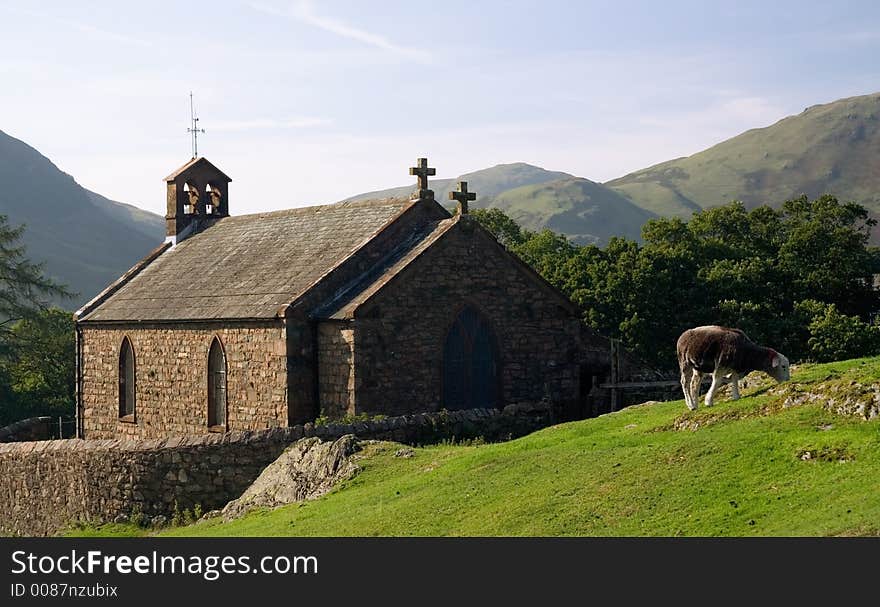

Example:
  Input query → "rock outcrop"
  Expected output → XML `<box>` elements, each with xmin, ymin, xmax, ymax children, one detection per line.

<box><xmin>221</xmin><ymin>434</ymin><xmax>361</xmax><ymax>520</ymax></box>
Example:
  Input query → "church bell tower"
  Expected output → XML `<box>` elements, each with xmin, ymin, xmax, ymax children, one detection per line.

<box><xmin>163</xmin><ymin>157</ymin><xmax>232</xmax><ymax>245</ymax></box>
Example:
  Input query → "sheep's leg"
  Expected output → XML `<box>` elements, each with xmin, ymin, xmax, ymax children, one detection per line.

<box><xmin>706</xmin><ymin>369</ymin><xmax>739</xmax><ymax>407</ymax></box>
<box><xmin>680</xmin><ymin>366</ymin><xmax>693</xmax><ymax>409</ymax></box>
<box><xmin>730</xmin><ymin>373</ymin><xmax>741</xmax><ymax>400</ymax></box>
<box><xmin>705</xmin><ymin>371</ymin><xmax>722</xmax><ymax>407</ymax></box>
<box><xmin>690</xmin><ymin>372</ymin><xmax>702</xmax><ymax>409</ymax></box>
<box><xmin>689</xmin><ymin>371</ymin><xmax>702</xmax><ymax>410</ymax></box>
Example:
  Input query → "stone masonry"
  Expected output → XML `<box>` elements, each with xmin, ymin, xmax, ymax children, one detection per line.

<box><xmin>81</xmin><ymin>322</ymin><xmax>288</xmax><ymax>439</ymax></box>
<box><xmin>317</xmin><ymin>324</ymin><xmax>356</xmax><ymax>418</ymax></box>
<box><xmin>337</xmin><ymin>217</ymin><xmax>584</xmax><ymax>416</ymax></box>
<box><xmin>0</xmin><ymin>403</ymin><xmax>554</xmax><ymax>536</ymax></box>
<box><xmin>75</xmin><ymin>155</ymin><xmax>620</xmax><ymax>439</ymax></box>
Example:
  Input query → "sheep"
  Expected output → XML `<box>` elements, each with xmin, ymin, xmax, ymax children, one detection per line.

<box><xmin>676</xmin><ymin>325</ymin><xmax>790</xmax><ymax>411</ymax></box>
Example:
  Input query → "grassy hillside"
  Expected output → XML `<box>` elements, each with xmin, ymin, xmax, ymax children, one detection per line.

<box><xmin>77</xmin><ymin>356</ymin><xmax>880</xmax><ymax>537</ymax></box>
<box><xmin>489</xmin><ymin>177</ymin><xmax>656</xmax><ymax>245</ymax></box>
<box><xmin>345</xmin><ymin>163</ymin><xmax>650</xmax><ymax>245</ymax></box>
<box><xmin>0</xmin><ymin>130</ymin><xmax>165</xmax><ymax>308</ymax></box>
<box><xmin>608</xmin><ymin>92</ymin><xmax>880</xmax><ymax>218</ymax></box>
<box><xmin>343</xmin><ymin>162</ymin><xmax>573</xmax><ymax>204</ymax></box>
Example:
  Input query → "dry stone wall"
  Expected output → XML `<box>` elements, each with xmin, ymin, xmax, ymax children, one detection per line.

<box><xmin>81</xmin><ymin>323</ymin><xmax>288</xmax><ymax>439</ymax></box>
<box><xmin>0</xmin><ymin>403</ymin><xmax>555</xmax><ymax>536</ymax></box>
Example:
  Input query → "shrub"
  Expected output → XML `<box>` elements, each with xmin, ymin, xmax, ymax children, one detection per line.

<box><xmin>314</xmin><ymin>412</ymin><xmax>387</xmax><ymax>426</ymax></box>
<box><xmin>800</xmin><ymin>301</ymin><xmax>880</xmax><ymax>362</ymax></box>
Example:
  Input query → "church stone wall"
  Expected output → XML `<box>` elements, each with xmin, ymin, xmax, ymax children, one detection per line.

<box><xmin>285</xmin><ymin>199</ymin><xmax>449</xmax><ymax>425</ymax></box>
<box><xmin>80</xmin><ymin>323</ymin><xmax>288</xmax><ymax>439</ymax></box>
<box><xmin>0</xmin><ymin>403</ymin><xmax>554</xmax><ymax>536</ymax></box>
<box><xmin>317</xmin><ymin>323</ymin><xmax>356</xmax><ymax>419</ymax></box>
<box><xmin>351</xmin><ymin>219</ymin><xmax>585</xmax><ymax>417</ymax></box>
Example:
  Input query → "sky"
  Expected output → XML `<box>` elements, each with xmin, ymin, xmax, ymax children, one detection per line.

<box><xmin>1</xmin><ymin>0</ymin><xmax>880</xmax><ymax>216</ymax></box>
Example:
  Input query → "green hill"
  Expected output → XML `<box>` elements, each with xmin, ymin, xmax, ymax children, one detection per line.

<box><xmin>344</xmin><ymin>162</ymin><xmax>573</xmax><ymax>204</ymax></box>
<box><xmin>489</xmin><ymin>177</ymin><xmax>655</xmax><ymax>245</ymax></box>
<box><xmin>345</xmin><ymin>163</ymin><xmax>650</xmax><ymax>245</ymax></box>
<box><xmin>79</xmin><ymin>356</ymin><xmax>880</xmax><ymax>537</ymax></box>
<box><xmin>608</xmin><ymin>92</ymin><xmax>880</xmax><ymax>218</ymax></box>
<box><xmin>0</xmin><ymin>130</ymin><xmax>165</xmax><ymax>308</ymax></box>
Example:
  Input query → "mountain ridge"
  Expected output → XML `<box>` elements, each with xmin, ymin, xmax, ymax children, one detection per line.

<box><xmin>607</xmin><ymin>92</ymin><xmax>880</xmax><ymax>218</ymax></box>
<box><xmin>0</xmin><ymin>129</ymin><xmax>165</xmax><ymax>308</ymax></box>
<box><xmin>6</xmin><ymin>91</ymin><xmax>880</xmax><ymax>307</ymax></box>
<box><xmin>343</xmin><ymin>162</ymin><xmax>647</xmax><ymax>245</ymax></box>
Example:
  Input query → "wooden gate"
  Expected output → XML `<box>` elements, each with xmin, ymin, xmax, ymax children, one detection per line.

<box><xmin>442</xmin><ymin>307</ymin><xmax>500</xmax><ymax>410</ymax></box>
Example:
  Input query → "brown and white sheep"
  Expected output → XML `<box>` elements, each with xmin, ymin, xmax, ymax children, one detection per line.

<box><xmin>676</xmin><ymin>325</ymin><xmax>790</xmax><ymax>410</ymax></box>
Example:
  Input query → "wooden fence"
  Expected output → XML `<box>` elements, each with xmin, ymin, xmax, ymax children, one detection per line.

<box><xmin>599</xmin><ymin>338</ymin><xmax>687</xmax><ymax>411</ymax></box>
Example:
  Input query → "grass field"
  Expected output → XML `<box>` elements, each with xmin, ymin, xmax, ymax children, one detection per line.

<box><xmin>72</xmin><ymin>357</ymin><xmax>880</xmax><ymax>537</ymax></box>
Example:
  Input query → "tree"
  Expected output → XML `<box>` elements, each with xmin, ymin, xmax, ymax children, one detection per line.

<box><xmin>0</xmin><ymin>308</ymin><xmax>75</xmax><ymax>425</ymax></box>
<box><xmin>473</xmin><ymin>197</ymin><xmax>880</xmax><ymax>369</ymax></box>
<box><xmin>511</xmin><ymin>229</ymin><xmax>578</xmax><ymax>290</ymax></box>
<box><xmin>0</xmin><ymin>215</ymin><xmax>70</xmax><ymax>330</ymax></box>
<box><xmin>777</xmin><ymin>195</ymin><xmax>879</xmax><ymax>318</ymax></box>
<box><xmin>0</xmin><ymin>215</ymin><xmax>71</xmax><ymax>426</ymax></box>
<box><xmin>798</xmin><ymin>300</ymin><xmax>880</xmax><ymax>363</ymax></box>
<box><xmin>470</xmin><ymin>208</ymin><xmax>530</xmax><ymax>248</ymax></box>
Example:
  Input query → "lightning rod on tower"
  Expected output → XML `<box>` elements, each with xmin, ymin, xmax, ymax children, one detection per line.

<box><xmin>187</xmin><ymin>91</ymin><xmax>205</xmax><ymax>158</ymax></box>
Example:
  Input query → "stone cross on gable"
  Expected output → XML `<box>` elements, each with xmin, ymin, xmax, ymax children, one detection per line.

<box><xmin>409</xmin><ymin>157</ymin><xmax>436</xmax><ymax>200</ymax></box>
<box><xmin>449</xmin><ymin>181</ymin><xmax>476</xmax><ymax>215</ymax></box>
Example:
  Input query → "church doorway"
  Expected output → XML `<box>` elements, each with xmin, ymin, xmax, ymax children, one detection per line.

<box><xmin>442</xmin><ymin>306</ymin><xmax>501</xmax><ymax>410</ymax></box>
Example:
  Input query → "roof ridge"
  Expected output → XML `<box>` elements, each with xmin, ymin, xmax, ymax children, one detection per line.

<box><xmin>164</xmin><ymin>157</ymin><xmax>232</xmax><ymax>182</ymax></box>
<box><xmin>216</xmin><ymin>197</ymin><xmax>415</xmax><ymax>222</ymax></box>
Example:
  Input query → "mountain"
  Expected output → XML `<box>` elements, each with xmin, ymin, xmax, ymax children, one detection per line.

<box><xmin>345</xmin><ymin>162</ymin><xmax>650</xmax><ymax>245</ymax></box>
<box><xmin>344</xmin><ymin>162</ymin><xmax>574</xmax><ymax>203</ymax></box>
<box><xmin>0</xmin><ymin>130</ymin><xmax>165</xmax><ymax>308</ymax></box>
<box><xmin>608</xmin><ymin>92</ymin><xmax>880</xmax><ymax>218</ymax></box>
<box><xmin>487</xmin><ymin>178</ymin><xmax>655</xmax><ymax>245</ymax></box>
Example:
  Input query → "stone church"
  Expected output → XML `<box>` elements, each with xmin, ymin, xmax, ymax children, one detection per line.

<box><xmin>74</xmin><ymin>157</ymin><xmax>613</xmax><ymax>440</ymax></box>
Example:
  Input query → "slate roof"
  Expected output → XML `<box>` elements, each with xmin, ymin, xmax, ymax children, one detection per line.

<box><xmin>78</xmin><ymin>198</ymin><xmax>415</xmax><ymax>322</ymax></box>
<box><xmin>317</xmin><ymin>217</ymin><xmax>459</xmax><ymax>320</ymax></box>
<box><xmin>317</xmin><ymin>214</ymin><xmax>580</xmax><ymax>321</ymax></box>
<box><xmin>164</xmin><ymin>157</ymin><xmax>232</xmax><ymax>182</ymax></box>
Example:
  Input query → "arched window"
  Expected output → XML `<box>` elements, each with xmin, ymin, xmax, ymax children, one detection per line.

<box><xmin>205</xmin><ymin>183</ymin><xmax>221</xmax><ymax>214</ymax></box>
<box><xmin>182</xmin><ymin>182</ymin><xmax>199</xmax><ymax>215</ymax></box>
<box><xmin>442</xmin><ymin>306</ymin><xmax>500</xmax><ymax>410</ymax></box>
<box><xmin>118</xmin><ymin>337</ymin><xmax>136</xmax><ymax>420</ymax></box>
<box><xmin>207</xmin><ymin>338</ymin><xmax>227</xmax><ymax>430</ymax></box>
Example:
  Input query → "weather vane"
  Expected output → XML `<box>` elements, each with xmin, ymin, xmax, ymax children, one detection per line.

<box><xmin>187</xmin><ymin>91</ymin><xmax>205</xmax><ymax>158</ymax></box>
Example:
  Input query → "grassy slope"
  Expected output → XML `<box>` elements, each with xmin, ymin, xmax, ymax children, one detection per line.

<box><xmin>344</xmin><ymin>164</ymin><xmax>652</xmax><ymax>245</ymax></box>
<box><xmin>73</xmin><ymin>357</ymin><xmax>880</xmax><ymax>538</ymax></box>
<box><xmin>343</xmin><ymin>163</ymin><xmax>573</xmax><ymax>204</ymax></box>
<box><xmin>608</xmin><ymin>92</ymin><xmax>880</xmax><ymax>219</ymax></box>
<box><xmin>488</xmin><ymin>178</ymin><xmax>656</xmax><ymax>245</ymax></box>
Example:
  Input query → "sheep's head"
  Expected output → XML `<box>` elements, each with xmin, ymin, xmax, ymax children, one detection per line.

<box><xmin>768</xmin><ymin>351</ymin><xmax>790</xmax><ymax>383</ymax></box>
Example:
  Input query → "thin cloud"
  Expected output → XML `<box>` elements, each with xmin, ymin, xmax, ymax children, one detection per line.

<box><xmin>71</xmin><ymin>23</ymin><xmax>152</xmax><ymax>48</ymax></box>
<box><xmin>2</xmin><ymin>4</ymin><xmax>152</xmax><ymax>47</ymax></box>
<box><xmin>250</xmin><ymin>1</ymin><xmax>430</xmax><ymax>62</ymax></box>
